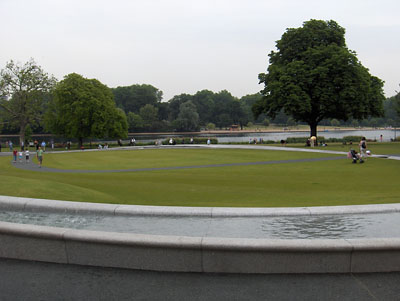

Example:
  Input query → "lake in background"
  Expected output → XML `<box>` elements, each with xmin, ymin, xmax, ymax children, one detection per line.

<box><xmin>134</xmin><ymin>129</ymin><xmax>398</xmax><ymax>144</ymax></box>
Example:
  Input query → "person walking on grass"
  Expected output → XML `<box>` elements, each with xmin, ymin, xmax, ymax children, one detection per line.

<box><xmin>37</xmin><ymin>146</ymin><xmax>44</xmax><ymax>168</ymax></box>
<box><xmin>359</xmin><ymin>137</ymin><xmax>367</xmax><ymax>163</ymax></box>
<box><xmin>25</xmin><ymin>149</ymin><xmax>30</xmax><ymax>163</ymax></box>
<box><xmin>12</xmin><ymin>149</ymin><xmax>17</xmax><ymax>163</ymax></box>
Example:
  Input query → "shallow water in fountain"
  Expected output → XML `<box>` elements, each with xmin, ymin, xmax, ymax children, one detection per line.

<box><xmin>0</xmin><ymin>210</ymin><xmax>399</xmax><ymax>239</ymax></box>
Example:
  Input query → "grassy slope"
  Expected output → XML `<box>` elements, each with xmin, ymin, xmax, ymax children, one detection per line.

<box><xmin>0</xmin><ymin>148</ymin><xmax>399</xmax><ymax>207</ymax></box>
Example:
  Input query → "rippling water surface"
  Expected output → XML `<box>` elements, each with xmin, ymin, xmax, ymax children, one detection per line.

<box><xmin>0</xmin><ymin>211</ymin><xmax>399</xmax><ymax>239</ymax></box>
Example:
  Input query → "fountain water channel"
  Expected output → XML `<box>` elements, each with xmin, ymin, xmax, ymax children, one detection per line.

<box><xmin>1</xmin><ymin>205</ymin><xmax>400</xmax><ymax>240</ymax></box>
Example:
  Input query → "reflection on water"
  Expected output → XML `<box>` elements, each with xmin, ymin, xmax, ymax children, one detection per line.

<box><xmin>261</xmin><ymin>215</ymin><xmax>373</xmax><ymax>239</ymax></box>
<box><xmin>0</xmin><ymin>210</ymin><xmax>399</xmax><ymax>239</ymax></box>
<box><xmin>0</xmin><ymin>211</ymin><xmax>104</xmax><ymax>230</ymax></box>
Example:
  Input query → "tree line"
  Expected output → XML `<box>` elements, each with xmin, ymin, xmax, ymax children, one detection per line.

<box><xmin>0</xmin><ymin>58</ymin><xmax>399</xmax><ymax>147</ymax></box>
<box><xmin>113</xmin><ymin>85</ymin><xmax>262</xmax><ymax>132</ymax></box>
<box><xmin>0</xmin><ymin>59</ymin><xmax>273</xmax><ymax>146</ymax></box>
<box><xmin>1</xmin><ymin>20</ymin><xmax>399</xmax><ymax>146</ymax></box>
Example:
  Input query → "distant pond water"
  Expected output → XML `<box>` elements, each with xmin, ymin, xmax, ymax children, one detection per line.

<box><xmin>134</xmin><ymin>129</ymin><xmax>398</xmax><ymax>144</ymax></box>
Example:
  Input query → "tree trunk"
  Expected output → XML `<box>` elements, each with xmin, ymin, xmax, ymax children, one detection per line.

<box><xmin>309</xmin><ymin>122</ymin><xmax>318</xmax><ymax>137</ymax></box>
<box><xmin>79</xmin><ymin>137</ymin><xmax>83</xmax><ymax>148</ymax></box>
<box><xmin>19</xmin><ymin>123</ymin><xmax>26</xmax><ymax>149</ymax></box>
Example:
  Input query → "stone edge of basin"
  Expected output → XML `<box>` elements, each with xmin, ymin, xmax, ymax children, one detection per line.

<box><xmin>0</xmin><ymin>220</ymin><xmax>400</xmax><ymax>274</ymax></box>
<box><xmin>1</xmin><ymin>195</ymin><xmax>400</xmax><ymax>217</ymax></box>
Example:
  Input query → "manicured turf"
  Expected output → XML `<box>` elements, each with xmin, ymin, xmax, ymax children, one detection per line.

<box><xmin>1</xmin><ymin>147</ymin><xmax>399</xmax><ymax>207</ymax></box>
<box><xmin>42</xmin><ymin>148</ymin><xmax>339</xmax><ymax>170</ymax></box>
<box><xmin>284</xmin><ymin>142</ymin><xmax>400</xmax><ymax>156</ymax></box>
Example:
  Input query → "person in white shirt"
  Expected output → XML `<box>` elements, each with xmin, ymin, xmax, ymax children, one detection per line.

<box><xmin>25</xmin><ymin>150</ymin><xmax>30</xmax><ymax>162</ymax></box>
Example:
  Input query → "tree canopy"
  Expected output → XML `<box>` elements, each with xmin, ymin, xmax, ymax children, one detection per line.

<box><xmin>46</xmin><ymin>73</ymin><xmax>127</xmax><ymax>146</ymax></box>
<box><xmin>253</xmin><ymin>19</ymin><xmax>385</xmax><ymax>137</ymax></box>
<box><xmin>395</xmin><ymin>88</ymin><xmax>400</xmax><ymax>119</ymax></box>
<box><xmin>1</xmin><ymin>49</ymin><xmax>395</xmax><ymax>140</ymax></box>
<box><xmin>0</xmin><ymin>59</ymin><xmax>56</xmax><ymax>143</ymax></box>
<box><xmin>112</xmin><ymin>84</ymin><xmax>163</xmax><ymax>114</ymax></box>
<box><xmin>173</xmin><ymin>100</ymin><xmax>200</xmax><ymax>131</ymax></box>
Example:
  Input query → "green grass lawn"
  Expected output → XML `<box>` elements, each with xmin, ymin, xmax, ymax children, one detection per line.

<box><xmin>1</xmin><ymin>147</ymin><xmax>399</xmax><ymax>207</ymax></box>
<box><xmin>274</xmin><ymin>142</ymin><xmax>400</xmax><ymax>156</ymax></box>
<box><xmin>42</xmin><ymin>148</ymin><xmax>339</xmax><ymax>170</ymax></box>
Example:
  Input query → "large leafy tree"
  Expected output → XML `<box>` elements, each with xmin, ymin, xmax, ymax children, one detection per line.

<box><xmin>168</xmin><ymin>93</ymin><xmax>193</xmax><ymax>121</ymax></box>
<box><xmin>139</xmin><ymin>104</ymin><xmax>159</xmax><ymax>130</ymax></box>
<box><xmin>253</xmin><ymin>19</ymin><xmax>385</xmax><ymax>137</ymax></box>
<box><xmin>46</xmin><ymin>73</ymin><xmax>127</xmax><ymax>146</ymax></box>
<box><xmin>173</xmin><ymin>101</ymin><xmax>200</xmax><ymax>131</ymax></box>
<box><xmin>112</xmin><ymin>84</ymin><xmax>163</xmax><ymax>114</ymax></box>
<box><xmin>191</xmin><ymin>90</ymin><xmax>215</xmax><ymax>125</ymax></box>
<box><xmin>127</xmin><ymin>112</ymin><xmax>144</xmax><ymax>132</ymax></box>
<box><xmin>230</xmin><ymin>100</ymin><xmax>248</xmax><ymax>129</ymax></box>
<box><xmin>0</xmin><ymin>59</ymin><xmax>56</xmax><ymax>144</ymax></box>
<box><xmin>395</xmin><ymin>87</ymin><xmax>400</xmax><ymax>119</ymax></box>
<box><xmin>212</xmin><ymin>90</ymin><xmax>240</xmax><ymax>128</ymax></box>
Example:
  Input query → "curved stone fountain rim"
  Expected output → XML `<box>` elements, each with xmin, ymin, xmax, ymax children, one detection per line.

<box><xmin>1</xmin><ymin>195</ymin><xmax>400</xmax><ymax>217</ymax></box>
<box><xmin>1</xmin><ymin>218</ymin><xmax>400</xmax><ymax>274</ymax></box>
<box><xmin>2</xmin><ymin>196</ymin><xmax>400</xmax><ymax>274</ymax></box>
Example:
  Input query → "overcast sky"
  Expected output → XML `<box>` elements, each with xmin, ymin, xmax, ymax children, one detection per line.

<box><xmin>1</xmin><ymin>0</ymin><xmax>399</xmax><ymax>101</ymax></box>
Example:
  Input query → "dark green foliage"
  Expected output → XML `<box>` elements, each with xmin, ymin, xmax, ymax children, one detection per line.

<box><xmin>341</xmin><ymin>136</ymin><xmax>365</xmax><ymax>143</ymax></box>
<box><xmin>168</xmin><ymin>94</ymin><xmax>194</xmax><ymax>122</ymax></box>
<box><xmin>139</xmin><ymin>104</ymin><xmax>159</xmax><ymax>130</ymax></box>
<box><xmin>167</xmin><ymin>90</ymin><xmax>248</xmax><ymax>131</ymax></box>
<box><xmin>112</xmin><ymin>84</ymin><xmax>162</xmax><ymax>114</ymax></box>
<box><xmin>394</xmin><ymin>90</ymin><xmax>400</xmax><ymax>119</ymax></box>
<box><xmin>191</xmin><ymin>90</ymin><xmax>215</xmax><ymax>125</ymax></box>
<box><xmin>285</xmin><ymin>136</ymin><xmax>364</xmax><ymax>144</ymax></box>
<box><xmin>127</xmin><ymin>112</ymin><xmax>144</xmax><ymax>132</ymax></box>
<box><xmin>47</xmin><ymin>73</ymin><xmax>127</xmax><ymax>146</ymax></box>
<box><xmin>254</xmin><ymin>19</ymin><xmax>385</xmax><ymax>137</ymax></box>
<box><xmin>285</xmin><ymin>137</ymin><xmax>317</xmax><ymax>144</ymax></box>
<box><xmin>173</xmin><ymin>101</ymin><xmax>200</xmax><ymax>131</ymax></box>
<box><xmin>0</xmin><ymin>59</ymin><xmax>56</xmax><ymax>143</ymax></box>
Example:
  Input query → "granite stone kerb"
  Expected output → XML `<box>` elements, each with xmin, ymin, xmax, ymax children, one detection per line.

<box><xmin>201</xmin><ymin>237</ymin><xmax>354</xmax><ymax>252</ymax></box>
<box><xmin>1</xmin><ymin>195</ymin><xmax>400</xmax><ymax>217</ymax></box>
<box><xmin>63</xmin><ymin>228</ymin><xmax>203</xmax><ymax>249</ymax></box>
<box><xmin>2</xmin><ymin>221</ymin><xmax>400</xmax><ymax>273</ymax></box>
<box><xmin>114</xmin><ymin>204</ymin><xmax>213</xmax><ymax>217</ymax></box>
<box><xmin>0</xmin><ymin>221</ymin><xmax>69</xmax><ymax>264</ymax></box>
<box><xmin>347</xmin><ymin>238</ymin><xmax>400</xmax><ymax>251</ymax></box>
<box><xmin>0</xmin><ymin>196</ymin><xmax>27</xmax><ymax>211</ymax></box>
<box><xmin>0</xmin><ymin>220</ymin><xmax>67</xmax><ymax>239</ymax></box>
<box><xmin>23</xmin><ymin>198</ymin><xmax>118</xmax><ymax>216</ymax></box>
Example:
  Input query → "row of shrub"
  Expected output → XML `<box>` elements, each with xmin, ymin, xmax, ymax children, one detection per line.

<box><xmin>287</xmin><ymin>136</ymin><xmax>371</xmax><ymax>143</ymax></box>
<box><xmin>223</xmin><ymin>136</ymin><xmax>372</xmax><ymax>145</ymax></box>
